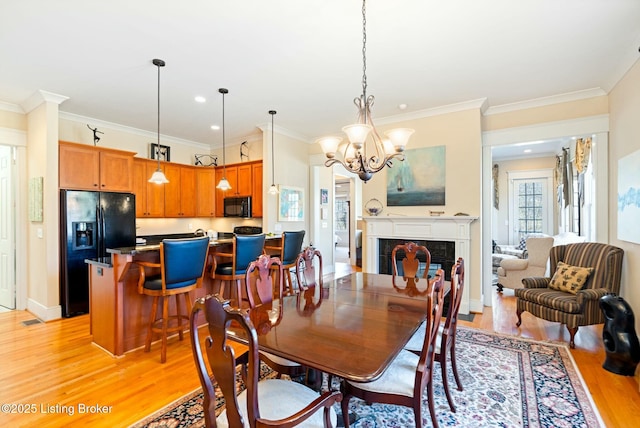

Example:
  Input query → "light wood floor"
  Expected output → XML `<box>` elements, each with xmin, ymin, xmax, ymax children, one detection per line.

<box><xmin>1</xmin><ymin>264</ymin><xmax>639</xmax><ymax>427</ymax></box>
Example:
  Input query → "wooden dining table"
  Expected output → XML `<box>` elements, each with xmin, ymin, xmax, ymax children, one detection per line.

<box><xmin>229</xmin><ymin>272</ymin><xmax>449</xmax><ymax>383</ymax></box>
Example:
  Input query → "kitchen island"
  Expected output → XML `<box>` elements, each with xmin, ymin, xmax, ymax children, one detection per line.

<box><xmin>85</xmin><ymin>235</ymin><xmax>282</xmax><ymax>356</ymax></box>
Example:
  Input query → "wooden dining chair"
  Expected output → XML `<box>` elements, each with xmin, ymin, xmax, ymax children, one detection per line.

<box><xmin>392</xmin><ymin>242</ymin><xmax>431</xmax><ymax>279</ymax></box>
<box><xmin>295</xmin><ymin>246</ymin><xmax>323</xmax><ymax>290</ymax></box>
<box><xmin>245</xmin><ymin>254</ymin><xmax>309</xmax><ymax>383</ymax></box>
<box><xmin>404</xmin><ymin>257</ymin><xmax>465</xmax><ymax>412</ymax></box>
<box><xmin>264</xmin><ymin>230</ymin><xmax>305</xmax><ymax>295</ymax></box>
<box><xmin>341</xmin><ymin>269</ymin><xmax>446</xmax><ymax>428</ymax></box>
<box><xmin>136</xmin><ymin>236</ymin><xmax>210</xmax><ymax>363</ymax></box>
<box><xmin>190</xmin><ymin>294</ymin><xmax>342</xmax><ymax>428</ymax></box>
<box><xmin>211</xmin><ymin>234</ymin><xmax>265</xmax><ymax>308</ymax></box>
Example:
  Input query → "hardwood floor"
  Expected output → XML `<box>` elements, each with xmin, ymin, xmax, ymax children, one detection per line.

<box><xmin>1</xmin><ymin>265</ymin><xmax>639</xmax><ymax>427</ymax></box>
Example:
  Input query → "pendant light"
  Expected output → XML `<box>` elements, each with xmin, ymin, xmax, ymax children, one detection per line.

<box><xmin>216</xmin><ymin>88</ymin><xmax>232</xmax><ymax>191</ymax></box>
<box><xmin>148</xmin><ymin>58</ymin><xmax>170</xmax><ymax>184</ymax></box>
<box><xmin>268</xmin><ymin>110</ymin><xmax>279</xmax><ymax>195</ymax></box>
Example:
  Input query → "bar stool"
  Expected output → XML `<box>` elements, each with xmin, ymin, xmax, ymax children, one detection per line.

<box><xmin>265</xmin><ymin>230</ymin><xmax>305</xmax><ymax>295</ymax></box>
<box><xmin>136</xmin><ymin>236</ymin><xmax>210</xmax><ymax>363</ymax></box>
<box><xmin>211</xmin><ymin>234</ymin><xmax>265</xmax><ymax>308</ymax></box>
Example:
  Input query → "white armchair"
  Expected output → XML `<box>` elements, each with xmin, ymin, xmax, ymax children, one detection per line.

<box><xmin>496</xmin><ymin>236</ymin><xmax>554</xmax><ymax>292</ymax></box>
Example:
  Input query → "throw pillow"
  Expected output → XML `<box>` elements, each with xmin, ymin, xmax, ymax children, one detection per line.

<box><xmin>517</xmin><ymin>236</ymin><xmax>527</xmax><ymax>251</ymax></box>
<box><xmin>548</xmin><ymin>261</ymin><xmax>594</xmax><ymax>294</ymax></box>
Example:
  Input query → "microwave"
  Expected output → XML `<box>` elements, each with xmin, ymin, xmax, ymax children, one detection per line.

<box><xmin>223</xmin><ymin>196</ymin><xmax>252</xmax><ymax>218</ymax></box>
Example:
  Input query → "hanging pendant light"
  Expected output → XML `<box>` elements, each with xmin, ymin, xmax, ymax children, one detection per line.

<box><xmin>268</xmin><ymin>110</ymin><xmax>279</xmax><ymax>195</ymax></box>
<box><xmin>216</xmin><ymin>88</ymin><xmax>232</xmax><ymax>191</ymax></box>
<box><xmin>148</xmin><ymin>58</ymin><xmax>170</xmax><ymax>184</ymax></box>
<box><xmin>316</xmin><ymin>0</ymin><xmax>413</xmax><ymax>182</ymax></box>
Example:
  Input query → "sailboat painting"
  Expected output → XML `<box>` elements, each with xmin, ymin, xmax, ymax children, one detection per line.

<box><xmin>387</xmin><ymin>145</ymin><xmax>446</xmax><ymax>206</ymax></box>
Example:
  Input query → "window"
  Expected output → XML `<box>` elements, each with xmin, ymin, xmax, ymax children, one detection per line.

<box><xmin>516</xmin><ymin>181</ymin><xmax>544</xmax><ymax>237</ymax></box>
<box><xmin>508</xmin><ymin>169</ymin><xmax>553</xmax><ymax>245</ymax></box>
<box><xmin>335</xmin><ymin>200</ymin><xmax>348</xmax><ymax>231</ymax></box>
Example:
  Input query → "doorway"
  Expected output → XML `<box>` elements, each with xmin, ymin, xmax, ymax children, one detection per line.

<box><xmin>334</xmin><ymin>176</ymin><xmax>351</xmax><ymax>264</ymax></box>
<box><xmin>0</xmin><ymin>145</ymin><xmax>15</xmax><ymax>310</ymax></box>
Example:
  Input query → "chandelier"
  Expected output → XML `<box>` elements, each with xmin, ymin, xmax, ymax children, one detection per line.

<box><xmin>316</xmin><ymin>0</ymin><xmax>414</xmax><ymax>182</ymax></box>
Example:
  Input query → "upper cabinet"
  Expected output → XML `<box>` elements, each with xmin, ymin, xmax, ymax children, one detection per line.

<box><xmin>164</xmin><ymin>164</ymin><xmax>196</xmax><ymax>217</ymax></box>
<box><xmin>133</xmin><ymin>158</ymin><xmax>165</xmax><ymax>218</ymax></box>
<box><xmin>195</xmin><ymin>167</ymin><xmax>216</xmax><ymax>217</ymax></box>
<box><xmin>59</xmin><ymin>141</ymin><xmax>135</xmax><ymax>192</ymax></box>
<box><xmin>214</xmin><ymin>161</ymin><xmax>263</xmax><ymax>217</ymax></box>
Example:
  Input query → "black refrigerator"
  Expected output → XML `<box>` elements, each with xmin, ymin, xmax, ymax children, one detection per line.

<box><xmin>60</xmin><ymin>190</ymin><xmax>136</xmax><ymax>317</ymax></box>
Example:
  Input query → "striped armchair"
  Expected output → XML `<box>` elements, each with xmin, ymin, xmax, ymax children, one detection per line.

<box><xmin>515</xmin><ymin>242</ymin><xmax>624</xmax><ymax>348</ymax></box>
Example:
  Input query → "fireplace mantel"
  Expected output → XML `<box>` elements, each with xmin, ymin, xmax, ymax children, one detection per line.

<box><xmin>363</xmin><ymin>215</ymin><xmax>478</xmax><ymax>314</ymax></box>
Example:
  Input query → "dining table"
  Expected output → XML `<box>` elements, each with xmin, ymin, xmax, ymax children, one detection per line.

<box><xmin>229</xmin><ymin>272</ymin><xmax>449</xmax><ymax>383</ymax></box>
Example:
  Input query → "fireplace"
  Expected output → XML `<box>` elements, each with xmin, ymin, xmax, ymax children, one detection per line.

<box><xmin>378</xmin><ymin>239</ymin><xmax>456</xmax><ymax>281</ymax></box>
<box><xmin>362</xmin><ymin>215</ymin><xmax>477</xmax><ymax>315</ymax></box>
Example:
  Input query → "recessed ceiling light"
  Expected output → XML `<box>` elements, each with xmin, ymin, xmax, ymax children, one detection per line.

<box><xmin>195</xmin><ymin>96</ymin><xmax>206</xmax><ymax>103</ymax></box>
<box><xmin>524</xmin><ymin>149</ymin><xmax>532</xmax><ymax>153</ymax></box>
<box><xmin>211</xmin><ymin>125</ymin><xmax>220</xmax><ymax>130</ymax></box>
<box><xmin>398</xmin><ymin>103</ymin><xmax>408</xmax><ymax>110</ymax></box>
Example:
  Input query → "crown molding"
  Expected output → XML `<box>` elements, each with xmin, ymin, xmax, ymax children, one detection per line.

<box><xmin>484</xmin><ymin>88</ymin><xmax>607</xmax><ymax>116</ymax></box>
<box><xmin>376</xmin><ymin>98</ymin><xmax>489</xmax><ymax>125</ymax></box>
<box><xmin>21</xmin><ymin>90</ymin><xmax>69</xmax><ymax>113</ymax></box>
<box><xmin>256</xmin><ymin>122</ymin><xmax>310</xmax><ymax>143</ymax></box>
<box><xmin>0</xmin><ymin>100</ymin><xmax>24</xmax><ymax>114</ymax></box>
<box><xmin>59</xmin><ymin>111</ymin><xmax>211</xmax><ymax>151</ymax></box>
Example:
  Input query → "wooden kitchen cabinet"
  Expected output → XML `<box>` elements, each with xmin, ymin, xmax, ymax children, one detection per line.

<box><xmin>214</xmin><ymin>167</ymin><xmax>237</xmax><ymax>217</ymax></box>
<box><xmin>195</xmin><ymin>167</ymin><xmax>216</xmax><ymax>217</ymax></box>
<box><xmin>59</xmin><ymin>141</ymin><xmax>135</xmax><ymax>192</ymax></box>
<box><xmin>214</xmin><ymin>161</ymin><xmax>263</xmax><ymax>217</ymax></box>
<box><xmin>252</xmin><ymin>162</ymin><xmax>263</xmax><ymax>217</ymax></box>
<box><xmin>164</xmin><ymin>164</ymin><xmax>196</xmax><ymax>217</ymax></box>
<box><xmin>133</xmin><ymin>158</ymin><xmax>165</xmax><ymax>217</ymax></box>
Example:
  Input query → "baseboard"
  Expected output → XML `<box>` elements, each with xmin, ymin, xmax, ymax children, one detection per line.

<box><xmin>26</xmin><ymin>298</ymin><xmax>62</xmax><ymax>321</ymax></box>
<box><xmin>636</xmin><ymin>364</ymin><xmax>640</xmax><ymax>393</ymax></box>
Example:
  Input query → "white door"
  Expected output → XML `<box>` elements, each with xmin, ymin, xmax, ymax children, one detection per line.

<box><xmin>507</xmin><ymin>169</ymin><xmax>554</xmax><ymax>245</ymax></box>
<box><xmin>0</xmin><ymin>145</ymin><xmax>15</xmax><ymax>309</ymax></box>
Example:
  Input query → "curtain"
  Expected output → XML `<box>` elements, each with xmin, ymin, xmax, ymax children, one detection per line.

<box><xmin>493</xmin><ymin>164</ymin><xmax>499</xmax><ymax>209</ymax></box>
<box><xmin>574</xmin><ymin>137</ymin><xmax>591</xmax><ymax>207</ymax></box>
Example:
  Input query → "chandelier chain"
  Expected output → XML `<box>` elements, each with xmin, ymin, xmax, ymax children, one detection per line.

<box><xmin>361</xmin><ymin>0</ymin><xmax>367</xmax><ymax>100</ymax></box>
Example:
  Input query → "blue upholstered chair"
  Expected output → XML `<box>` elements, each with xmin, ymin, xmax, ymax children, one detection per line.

<box><xmin>265</xmin><ymin>230</ymin><xmax>305</xmax><ymax>295</ymax></box>
<box><xmin>212</xmin><ymin>234</ymin><xmax>266</xmax><ymax>307</ymax></box>
<box><xmin>190</xmin><ymin>294</ymin><xmax>342</xmax><ymax>427</ymax></box>
<box><xmin>136</xmin><ymin>236</ymin><xmax>210</xmax><ymax>363</ymax></box>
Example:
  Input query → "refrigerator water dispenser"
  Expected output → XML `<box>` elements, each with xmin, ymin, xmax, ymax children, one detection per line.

<box><xmin>72</xmin><ymin>221</ymin><xmax>96</xmax><ymax>250</ymax></box>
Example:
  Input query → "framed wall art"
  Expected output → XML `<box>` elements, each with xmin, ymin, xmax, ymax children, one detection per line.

<box><xmin>279</xmin><ymin>185</ymin><xmax>305</xmax><ymax>222</ymax></box>
<box><xmin>617</xmin><ymin>148</ymin><xmax>640</xmax><ymax>244</ymax></box>
<box><xmin>321</xmin><ymin>188</ymin><xmax>329</xmax><ymax>205</ymax></box>
<box><xmin>386</xmin><ymin>145</ymin><xmax>446</xmax><ymax>206</ymax></box>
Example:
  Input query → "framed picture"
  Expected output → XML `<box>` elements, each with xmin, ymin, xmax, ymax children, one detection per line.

<box><xmin>386</xmin><ymin>145</ymin><xmax>446</xmax><ymax>206</ymax></box>
<box><xmin>321</xmin><ymin>188</ymin><xmax>329</xmax><ymax>205</ymax></box>
<box><xmin>617</xmin><ymin>149</ymin><xmax>640</xmax><ymax>244</ymax></box>
<box><xmin>279</xmin><ymin>185</ymin><xmax>305</xmax><ymax>222</ymax></box>
<box><xmin>150</xmin><ymin>143</ymin><xmax>170</xmax><ymax>161</ymax></box>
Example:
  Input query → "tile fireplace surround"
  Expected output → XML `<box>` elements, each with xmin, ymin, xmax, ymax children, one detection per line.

<box><xmin>363</xmin><ymin>215</ymin><xmax>478</xmax><ymax>315</ymax></box>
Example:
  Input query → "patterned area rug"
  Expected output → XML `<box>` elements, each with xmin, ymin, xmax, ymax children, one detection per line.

<box><xmin>130</xmin><ymin>327</ymin><xmax>604</xmax><ymax>427</ymax></box>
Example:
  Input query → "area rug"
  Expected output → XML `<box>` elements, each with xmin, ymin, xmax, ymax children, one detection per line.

<box><xmin>130</xmin><ymin>327</ymin><xmax>604</xmax><ymax>427</ymax></box>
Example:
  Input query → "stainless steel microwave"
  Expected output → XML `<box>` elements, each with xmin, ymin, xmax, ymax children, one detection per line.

<box><xmin>223</xmin><ymin>196</ymin><xmax>252</xmax><ymax>218</ymax></box>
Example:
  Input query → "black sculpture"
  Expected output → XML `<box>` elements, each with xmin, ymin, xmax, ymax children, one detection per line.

<box><xmin>599</xmin><ymin>294</ymin><xmax>640</xmax><ymax>376</ymax></box>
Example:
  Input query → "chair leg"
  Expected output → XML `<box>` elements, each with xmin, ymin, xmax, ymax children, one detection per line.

<box><xmin>450</xmin><ymin>342</ymin><xmax>463</xmax><ymax>391</ymax></box>
<box><xmin>175</xmin><ymin>294</ymin><xmax>184</xmax><ymax>341</ymax></box>
<box><xmin>516</xmin><ymin>309</ymin><xmax>523</xmax><ymax>327</ymax></box>
<box><xmin>439</xmin><ymin>355</ymin><xmax>455</xmax><ymax>412</ymax></box>
<box><xmin>567</xmin><ymin>326</ymin><xmax>578</xmax><ymax>348</ymax></box>
<box><xmin>145</xmin><ymin>296</ymin><xmax>159</xmax><ymax>353</ymax></box>
<box><xmin>426</xmin><ymin>381</ymin><xmax>439</xmax><ymax>428</ymax></box>
<box><xmin>161</xmin><ymin>296</ymin><xmax>169</xmax><ymax>363</ymax></box>
<box><xmin>340</xmin><ymin>394</ymin><xmax>352</xmax><ymax>428</ymax></box>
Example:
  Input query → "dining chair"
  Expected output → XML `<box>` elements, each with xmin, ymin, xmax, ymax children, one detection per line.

<box><xmin>245</xmin><ymin>254</ymin><xmax>309</xmax><ymax>383</ymax></box>
<box><xmin>136</xmin><ymin>236</ymin><xmax>210</xmax><ymax>363</ymax></box>
<box><xmin>404</xmin><ymin>257</ymin><xmax>465</xmax><ymax>412</ymax></box>
<box><xmin>211</xmin><ymin>233</ymin><xmax>265</xmax><ymax>308</ymax></box>
<box><xmin>190</xmin><ymin>294</ymin><xmax>342</xmax><ymax>428</ymax></box>
<box><xmin>265</xmin><ymin>230</ymin><xmax>306</xmax><ymax>295</ymax></box>
<box><xmin>341</xmin><ymin>269</ymin><xmax>446</xmax><ymax>428</ymax></box>
<box><xmin>392</xmin><ymin>242</ymin><xmax>431</xmax><ymax>279</ymax></box>
<box><xmin>295</xmin><ymin>246</ymin><xmax>324</xmax><ymax>290</ymax></box>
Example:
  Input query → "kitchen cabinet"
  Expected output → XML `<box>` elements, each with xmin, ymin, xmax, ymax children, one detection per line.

<box><xmin>133</xmin><ymin>158</ymin><xmax>165</xmax><ymax>217</ymax></box>
<box><xmin>195</xmin><ymin>167</ymin><xmax>216</xmax><ymax>217</ymax></box>
<box><xmin>59</xmin><ymin>141</ymin><xmax>135</xmax><ymax>192</ymax></box>
<box><xmin>164</xmin><ymin>164</ymin><xmax>196</xmax><ymax>217</ymax></box>
<box><xmin>214</xmin><ymin>161</ymin><xmax>263</xmax><ymax>217</ymax></box>
<box><xmin>252</xmin><ymin>162</ymin><xmax>263</xmax><ymax>217</ymax></box>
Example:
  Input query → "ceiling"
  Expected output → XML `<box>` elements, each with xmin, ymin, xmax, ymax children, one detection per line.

<box><xmin>1</xmin><ymin>1</ymin><xmax>639</xmax><ymax>151</ymax></box>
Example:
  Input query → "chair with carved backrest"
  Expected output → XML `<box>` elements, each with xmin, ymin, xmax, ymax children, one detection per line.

<box><xmin>392</xmin><ymin>242</ymin><xmax>431</xmax><ymax>279</ymax></box>
<box><xmin>190</xmin><ymin>294</ymin><xmax>342</xmax><ymax>427</ymax></box>
<box><xmin>211</xmin><ymin>234</ymin><xmax>265</xmax><ymax>308</ymax></box>
<box><xmin>244</xmin><ymin>254</ymin><xmax>309</xmax><ymax>383</ymax></box>
<box><xmin>264</xmin><ymin>230</ymin><xmax>306</xmax><ymax>295</ymax></box>
<box><xmin>404</xmin><ymin>257</ymin><xmax>465</xmax><ymax>412</ymax></box>
<box><xmin>136</xmin><ymin>236</ymin><xmax>210</xmax><ymax>363</ymax></box>
<box><xmin>340</xmin><ymin>269</ymin><xmax>446</xmax><ymax>428</ymax></box>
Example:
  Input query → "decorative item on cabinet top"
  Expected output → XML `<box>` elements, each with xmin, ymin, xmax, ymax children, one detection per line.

<box><xmin>150</xmin><ymin>143</ymin><xmax>170</xmax><ymax>162</ymax></box>
<box><xmin>194</xmin><ymin>154</ymin><xmax>218</xmax><ymax>166</ymax></box>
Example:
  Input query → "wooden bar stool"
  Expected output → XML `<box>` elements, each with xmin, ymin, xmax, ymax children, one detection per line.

<box><xmin>136</xmin><ymin>236</ymin><xmax>209</xmax><ymax>363</ymax></box>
